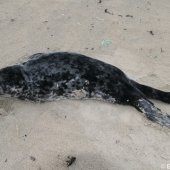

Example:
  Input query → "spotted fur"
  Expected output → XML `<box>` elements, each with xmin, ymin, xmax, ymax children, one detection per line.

<box><xmin>0</xmin><ymin>52</ymin><xmax>169</xmax><ymax>128</ymax></box>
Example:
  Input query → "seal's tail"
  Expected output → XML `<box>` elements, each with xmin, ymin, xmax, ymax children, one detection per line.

<box><xmin>132</xmin><ymin>81</ymin><xmax>170</xmax><ymax>104</ymax></box>
<box><xmin>132</xmin><ymin>98</ymin><xmax>170</xmax><ymax>128</ymax></box>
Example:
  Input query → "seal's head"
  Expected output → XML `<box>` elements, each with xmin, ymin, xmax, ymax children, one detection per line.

<box><xmin>0</xmin><ymin>65</ymin><xmax>26</xmax><ymax>96</ymax></box>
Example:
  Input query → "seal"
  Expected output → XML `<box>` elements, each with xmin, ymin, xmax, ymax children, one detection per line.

<box><xmin>0</xmin><ymin>52</ymin><xmax>169</xmax><ymax>128</ymax></box>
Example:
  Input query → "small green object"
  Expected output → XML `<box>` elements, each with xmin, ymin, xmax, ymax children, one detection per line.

<box><xmin>101</xmin><ymin>39</ymin><xmax>112</xmax><ymax>47</ymax></box>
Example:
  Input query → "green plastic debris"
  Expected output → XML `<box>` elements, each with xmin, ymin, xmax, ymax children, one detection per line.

<box><xmin>101</xmin><ymin>39</ymin><xmax>112</xmax><ymax>47</ymax></box>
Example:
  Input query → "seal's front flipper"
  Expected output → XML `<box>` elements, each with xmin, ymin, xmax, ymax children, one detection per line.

<box><xmin>133</xmin><ymin>98</ymin><xmax>170</xmax><ymax>128</ymax></box>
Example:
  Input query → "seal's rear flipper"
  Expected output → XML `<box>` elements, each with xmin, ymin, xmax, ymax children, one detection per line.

<box><xmin>132</xmin><ymin>81</ymin><xmax>170</xmax><ymax>103</ymax></box>
<box><xmin>133</xmin><ymin>98</ymin><xmax>170</xmax><ymax>128</ymax></box>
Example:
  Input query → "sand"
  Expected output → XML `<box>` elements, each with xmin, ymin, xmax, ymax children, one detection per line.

<box><xmin>0</xmin><ymin>0</ymin><xmax>170</xmax><ymax>169</ymax></box>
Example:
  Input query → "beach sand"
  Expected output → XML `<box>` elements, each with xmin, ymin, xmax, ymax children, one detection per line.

<box><xmin>0</xmin><ymin>0</ymin><xmax>170</xmax><ymax>169</ymax></box>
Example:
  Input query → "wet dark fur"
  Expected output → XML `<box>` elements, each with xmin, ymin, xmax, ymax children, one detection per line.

<box><xmin>0</xmin><ymin>52</ymin><xmax>170</xmax><ymax>128</ymax></box>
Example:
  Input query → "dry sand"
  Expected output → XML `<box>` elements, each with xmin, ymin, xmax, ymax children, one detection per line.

<box><xmin>0</xmin><ymin>0</ymin><xmax>170</xmax><ymax>170</ymax></box>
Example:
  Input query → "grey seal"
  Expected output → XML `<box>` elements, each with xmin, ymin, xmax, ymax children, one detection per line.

<box><xmin>0</xmin><ymin>52</ymin><xmax>169</xmax><ymax>128</ymax></box>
